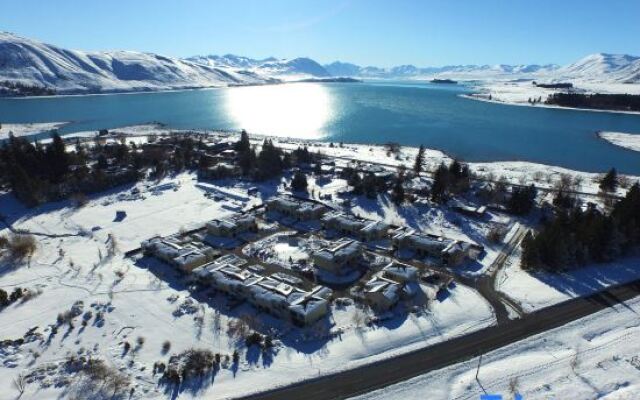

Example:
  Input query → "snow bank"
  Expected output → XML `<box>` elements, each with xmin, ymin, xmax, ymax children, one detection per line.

<box><xmin>0</xmin><ymin>122</ymin><xmax>67</xmax><ymax>140</ymax></box>
<box><xmin>352</xmin><ymin>295</ymin><xmax>640</xmax><ymax>400</ymax></box>
<box><xmin>599</xmin><ymin>131</ymin><xmax>640</xmax><ymax>152</ymax></box>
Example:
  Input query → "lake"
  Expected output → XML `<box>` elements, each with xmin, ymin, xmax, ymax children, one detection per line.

<box><xmin>1</xmin><ymin>81</ymin><xmax>640</xmax><ymax>174</ymax></box>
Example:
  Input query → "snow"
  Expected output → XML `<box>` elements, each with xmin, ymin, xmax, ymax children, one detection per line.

<box><xmin>495</xmin><ymin>246</ymin><xmax>640</xmax><ymax>313</ymax></box>
<box><xmin>352</xmin><ymin>295</ymin><xmax>640</xmax><ymax>400</ymax></box>
<box><xmin>599</xmin><ymin>131</ymin><xmax>640</xmax><ymax>152</ymax></box>
<box><xmin>0</xmin><ymin>32</ymin><xmax>273</xmax><ymax>95</ymax></box>
<box><xmin>0</xmin><ymin>122</ymin><xmax>67</xmax><ymax>140</ymax></box>
<box><xmin>465</xmin><ymin>80</ymin><xmax>640</xmax><ymax>114</ymax></box>
<box><xmin>0</xmin><ymin>171</ymin><xmax>496</xmax><ymax>399</ymax></box>
<box><xmin>186</xmin><ymin>55</ymin><xmax>331</xmax><ymax>80</ymax></box>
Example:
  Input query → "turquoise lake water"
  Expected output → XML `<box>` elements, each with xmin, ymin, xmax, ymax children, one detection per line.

<box><xmin>1</xmin><ymin>81</ymin><xmax>640</xmax><ymax>174</ymax></box>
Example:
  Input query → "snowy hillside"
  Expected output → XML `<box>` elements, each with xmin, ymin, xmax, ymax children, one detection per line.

<box><xmin>556</xmin><ymin>53</ymin><xmax>640</xmax><ymax>83</ymax></box>
<box><xmin>186</xmin><ymin>54</ymin><xmax>330</xmax><ymax>80</ymax></box>
<box><xmin>0</xmin><ymin>32</ymin><xmax>275</xmax><ymax>95</ymax></box>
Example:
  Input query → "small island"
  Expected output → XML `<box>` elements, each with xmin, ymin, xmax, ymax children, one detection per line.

<box><xmin>297</xmin><ymin>77</ymin><xmax>362</xmax><ymax>83</ymax></box>
<box><xmin>430</xmin><ymin>78</ymin><xmax>458</xmax><ymax>84</ymax></box>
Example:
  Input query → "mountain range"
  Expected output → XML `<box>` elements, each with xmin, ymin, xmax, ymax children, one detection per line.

<box><xmin>0</xmin><ymin>32</ymin><xmax>276</xmax><ymax>95</ymax></box>
<box><xmin>1</xmin><ymin>31</ymin><xmax>639</xmax><ymax>96</ymax></box>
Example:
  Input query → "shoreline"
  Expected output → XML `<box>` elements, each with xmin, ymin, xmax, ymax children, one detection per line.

<box><xmin>0</xmin><ymin>78</ymin><xmax>361</xmax><ymax>100</ymax></box>
<box><xmin>597</xmin><ymin>130</ymin><xmax>640</xmax><ymax>153</ymax></box>
<box><xmin>6</xmin><ymin>121</ymin><xmax>640</xmax><ymax>177</ymax></box>
<box><xmin>460</xmin><ymin>93</ymin><xmax>640</xmax><ymax>116</ymax></box>
<box><xmin>53</xmin><ymin>123</ymin><xmax>640</xmax><ymax>180</ymax></box>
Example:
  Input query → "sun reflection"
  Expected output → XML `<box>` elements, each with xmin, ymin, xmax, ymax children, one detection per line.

<box><xmin>224</xmin><ymin>83</ymin><xmax>333</xmax><ymax>139</ymax></box>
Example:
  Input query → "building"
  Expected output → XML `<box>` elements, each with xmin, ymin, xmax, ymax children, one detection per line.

<box><xmin>381</xmin><ymin>261</ymin><xmax>418</xmax><ymax>283</ymax></box>
<box><xmin>193</xmin><ymin>262</ymin><xmax>330</xmax><ymax>326</ymax></box>
<box><xmin>362</xmin><ymin>275</ymin><xmax>402</xmax><ymax>311</ymax></box>
<box><xmin>321</xmin><ymin>212</ymin><xmax>389</xmax><ymax>242</ymax></box>
<box><xmin>391</xmin><ymin>229</ymin><xmax>475</xmax><ymax>267</ymax></box>
<box><xmin>141</xmin><ymin>235</ymin><xmax>217</xmax><ymax>272</ymax></box>
<box><xmin>451</xmin><ymin>200</ymin><xmax>487</xmax><ymax>218</ymax></box>
<box><xmin>206</xmin><ymin>214</ymin><xmax>257</xmax><ymax>238</ymax></box>
<box><xmin>266</xmin><ymin>196</ymin><xmax>326</xmax><ymax>221</ymax></box>
<box><xmin>312</xmin><ymin>238</ymin><xmax>362</xmax><ymax>275</ymax></box>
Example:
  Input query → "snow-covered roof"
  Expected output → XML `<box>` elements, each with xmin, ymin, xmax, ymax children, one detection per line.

<box><xmin>364</xmin><ymin>275</ymin><xmax>401</xmax><ymax>301</ymax></box>
<box><xmin>267</xmin><ymin>196</ymin><xmax>325</xmax><ymax>215</ymax></box>
<box><xmin>382</xmin><ymin>261</ymin><xmax>419</xmax><ymax>282</ymax></box>
<box><xmin>313</xmin><ymin>238</ymin><xmax>361</xmax><ymax>263</ymax></box>
<box><xmin>207</xmin><ymin>213</ymin><xmax>255</xmax><ymax>231</ymax></box>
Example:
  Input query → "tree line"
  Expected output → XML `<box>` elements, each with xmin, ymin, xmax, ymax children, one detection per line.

<box><xmin>546</xmin><ymin>93</ymin><xmax>640</xmax><ymax>112</ymax></box>
<box><xmin>0</xmin><ymin>132</ymin><xmax>205</xmax><ymax>206</ymax></box>
<box><xmin>522</xmin><ymin>183</ymin><xmax>640</xmax><ymax>271</ymax></box>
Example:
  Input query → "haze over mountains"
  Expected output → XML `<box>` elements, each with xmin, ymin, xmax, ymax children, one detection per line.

<box><xmin>1</xmin><ymin>31</ymin><xmax>639</xmax><ymax>95</ymax></box>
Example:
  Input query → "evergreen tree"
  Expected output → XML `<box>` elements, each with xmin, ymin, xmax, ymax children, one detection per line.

<box><xmin>430</xmin><ymin>163</ymin><xmax>449</xmax><ymax>203</ymax></box>
<box><xmin>235</xmin><ymin>130</ymin><xmax>251</xmax><ymax>152</ymax></box>
<box><xmin>391</xmin><ymin>167</ymin><xmax>406</xmax><ymax>205</ymax></box>
<box><xmin>291</xmin><ymin>171</ymin><xmax>308</xmax><ymax>192</ymax></box>
<box><xmin>413</xmin><ymin>145</ymin><xmax>425</xmax><ymax>174</ymax></box>
<box><xmin>599</xmin><ymin>168</ymin><xmax>618</xmax><ymax>192</ymax></box>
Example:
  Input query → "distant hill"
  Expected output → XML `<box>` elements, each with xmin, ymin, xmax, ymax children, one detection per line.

<box><xmin>556</xmin><ymin>53</ymin><xmax>640</xmax><ymax>83</ymax></box>
<box><xmin>185</xmin><ymin>54</ymin><xmax>330</xmax><ymax>80</ymax></box>
<box><xmin>0</xmin><ymin>32</ymin><xmax>275</xmax><ymax>95</ymax></box>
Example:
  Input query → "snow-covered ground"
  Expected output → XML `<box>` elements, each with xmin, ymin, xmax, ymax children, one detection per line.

<box><xmin>0</xmin><ymin>173</ymin><xmax>496</xmax><ymax>399</ymax></box>
<box><xmin>495</xmin><ymin>247</ymin><xmax>640</xmax><ymax>313</ymax></box>
<box><xmin>466</xmin><ymin>80</ymin><xmax>640</xmax><ymax>115</ymax></box>
<box><xmin>0</xmin><ymin>122</ymin><xmax>67</xmax><ymax>140</ymax></box>
<box><xmin>352</xmin><ymin>294</ymin><xmax>640</xmax><ymax>400</ymax></box>
<box><xmin>599</xmin><ymin>131</ymin><xmax>640</xmax><ymax>152</ymax></box>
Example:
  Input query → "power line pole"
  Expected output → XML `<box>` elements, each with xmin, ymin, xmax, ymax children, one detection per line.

<box><xmin>475</xmin><ymin>353</ymin><xmax>483</xmax><ymax>382</ymax></box>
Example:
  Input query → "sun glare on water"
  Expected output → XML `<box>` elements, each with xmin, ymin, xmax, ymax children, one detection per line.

<box><xmin>224</xmin><ymin>83</ymin><xmax>333</xmax><ymax>139</ymax></box>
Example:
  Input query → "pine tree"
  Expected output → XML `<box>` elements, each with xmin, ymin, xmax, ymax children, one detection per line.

<box><xmin>599</xmin><ymin>168</ymin><xmax>618</xmax><ymax>192</ymax></box>
<box><xmin>391</xmin><ymin>167</ymin><xmax>406</xmax><ymax>205</ymax></box>
<box><xmin>430</xmin><ymin>163</ymin><xmax>449</xmax><ymax>203</ymax></box>
<box><xmin>235</xmin><ymin>130</ymin><xmax>251</xmax><ymax>152</ymax></box>
<box><xmin>413</xmin><ymin>145</ymin><xmax>425</xmax><ymax>174</ymax></box>
<box><xmin>291</xmin><ymin>171</ymin><xmax>308</xmax><ymax>192</ymax></box>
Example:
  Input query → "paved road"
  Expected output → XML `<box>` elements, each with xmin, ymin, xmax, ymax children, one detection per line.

<box><xmin>240</xmin><ymin>280</ymin><xmax>640</xmax><ymax>400</ymax></box>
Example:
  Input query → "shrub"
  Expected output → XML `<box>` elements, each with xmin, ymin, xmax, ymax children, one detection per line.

<box><xmin>487</xmin><ymin>226</ymin><xmax>506</xmax><ymax>243</ymax></box>
<box><xmin>0</xmin><ymin>289</ymin><xmax>8</xmax><ymax>307</ymax></box>
<box><xmin>162</xmin><ymin>340</ymin><xmax>171</xmax><ymax>354</ymax></box>
<box><xmin>245</xmin><ymin>332</ymin><xmax>263</xmax><ymax>347</ymax></box>
<box><xmin>6</xmin><ymin>234</ymin><xmax>37</xmax><ymax>260</ymax></box>
<box><xmin>9</xmin><ymin>287</ymin><xmax>23</xmax><ymax>302</ymax></box>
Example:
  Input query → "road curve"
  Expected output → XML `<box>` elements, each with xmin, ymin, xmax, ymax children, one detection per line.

<box><xmin>239</xmin><ymin>280</ymin><xmax>640</xmax><ymax>400</ymax></box>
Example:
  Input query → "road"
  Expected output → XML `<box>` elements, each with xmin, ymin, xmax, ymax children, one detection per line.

<box><xmin>240</xmin><ymin>279</ymin><xmax>640</xmax><ymax>400</ymax></box>
<box><xmin>474</xmin><ymin>224</ymin><xmax>528</xmax><ymax>324</ymax></box>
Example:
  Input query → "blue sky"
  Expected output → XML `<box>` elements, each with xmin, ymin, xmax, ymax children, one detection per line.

<box><xmin>2</xmin><ymin>0</ymin><xmax>639</xmax><ymax>67</ymax></box>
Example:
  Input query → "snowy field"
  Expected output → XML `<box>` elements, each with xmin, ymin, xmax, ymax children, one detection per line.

<box><xmin>352</xmin><ymin>294</ymin><xmax>640</xmax><ymax>400</ymax></box>
<box><xmin>599</xmin><ymin>131</ymin><xmax>640</xmax><ymax>152</ymax></box>
<box><xmin>0</xmin><ymin>122</ymin><xmax>68</xmax><ymax>140</ymax></box>
<box><xmin>0</xmin><ymin>173</ymin><xmax>496</xmax><ymax>399</ymax></box>
<box><xmin>466</xmin><ymin>80</ymin><xmax>640</xmax><ymax>115</ymax></box>
<box><xmin>495</xmin><ymin>247</ymin><xmax>640</xmax><ymax>313</ymax></box>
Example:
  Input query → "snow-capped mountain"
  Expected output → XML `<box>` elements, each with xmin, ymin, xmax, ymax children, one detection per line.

<box><xmin>556</xmin><ymin>53</ymin><xmax>640</xmax><ymax>83</ymax></box>
<box><xmin>1</xmin><ymin>31</ymin><xmax>638</xmax><ymax>96</ymax></box>
<box><xmin>185</xmin><ymin>54</ymin><xmax>330</xmax><ymax>80</ymax></box>
<box><xmin>321</xmin><ymin>63</ymin><xmax>560</xmax><ymax>79</ymax></box>
<box><xmin>0</xmin><ymin>32</ymin><xmax>275</xmax><ymax>95</ymax></box>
